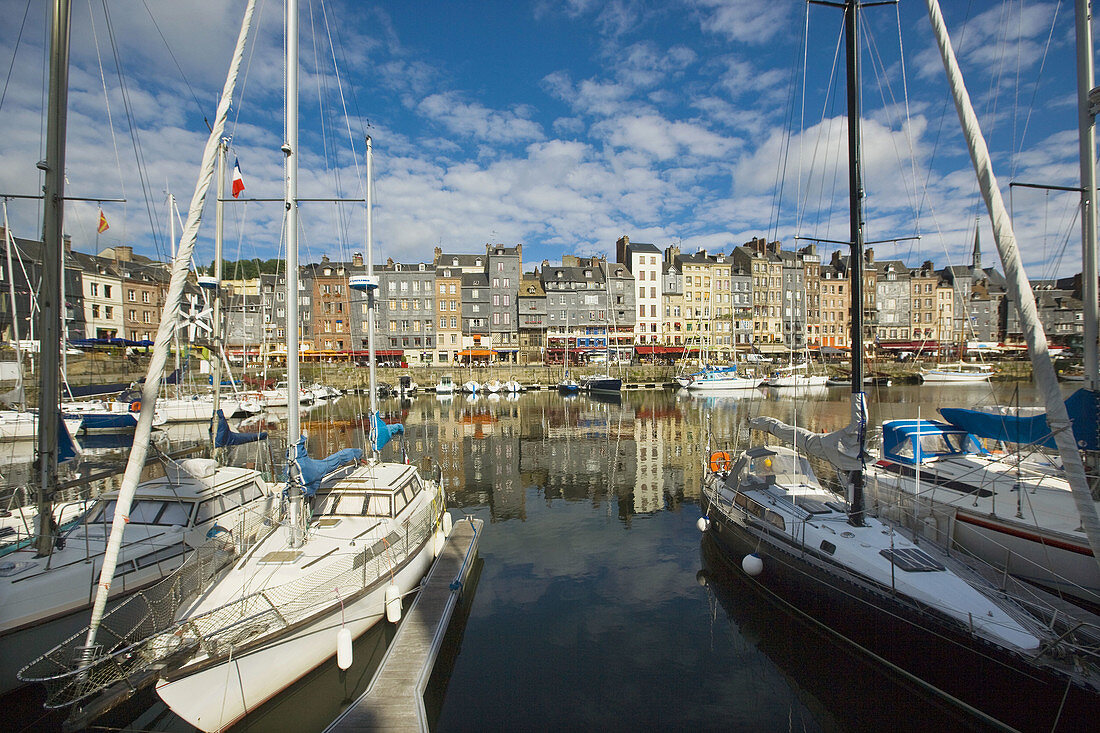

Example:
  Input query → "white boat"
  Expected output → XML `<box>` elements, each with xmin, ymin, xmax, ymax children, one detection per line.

<box><xmin>13</xmin><ymin>0</ymin><xmax>276</xmax><ymax>706</ymax></box>
<box><xmin>435</xmin><ymin>374</ymin><xmax>455</xmax><ymax>393</ymax></box>
<box><xmin>483</xmin><ymin>379</ymin><xmax>503</xmax><ymax>393</ymax></box>
<box><xmin>0</xmin><ymin>410</ymin><xmax>83</xmax><ymax>440</ymax></box>
<box><xmin>919</xmin><ymin>362</ymin><xmax>993</xmax><ymax>383</ymax></box>
<box><xmin>684</xmin><ymin>366</ymin><xmax>764</xmax><ymax>391</ymax></box>
<box><xmin>2</xmin><ymin>458</ymin><xmax>274</xmax><ymax>694</ymax></box>
<box><xmin>503</xmin><ymin>379</ymin><xmax>524</xmax><ymax>393</ymax></box>
<box><xmin>867</xmin><ymin>418</ymin><xmax>1100</xmax><ymax>606</ymax></box>
<box><xmin>765</xmin><ymin>363</ymin><xmax>828</xmax><ymax>388</ymax></box>
<box><xmin>151</xmin><ymin>33</ymin><xmax>449</xmax><ymax>728</ymax></box>
<box><xmin>461</xmin><ymin>380</ymin><xmax>480</xmax><ymax>394</ymax></box>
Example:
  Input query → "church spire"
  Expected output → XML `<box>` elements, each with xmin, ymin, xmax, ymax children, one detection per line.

<box><xmin>971</xmin><ymin>217</ymin><xmax>982</xmax><ymax>272</ymax></box>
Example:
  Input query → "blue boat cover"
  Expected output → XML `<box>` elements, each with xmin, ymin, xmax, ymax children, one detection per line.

<box><xmin>214</xmin><ymin>409</ymin><xmax>266</xmax><ymax>447</ymax></box>
<box><xmin>939</xmin><ymin>388</ymin><xmax>1098</xmax><ymax>451</ymax></box>
<box><xmin>374</xmin><ymin>413</ymin><xmax>404</xmax><ymax>451</ymax></box>
<box><xmin>881</xmin><ymin>419</ymin><xmax>988</xmax><ymax>465</ymax></box>
<box><xmin>291</xmin><ymin>436</ymin><xmax>362</xmax><ymax>496</ymax></box>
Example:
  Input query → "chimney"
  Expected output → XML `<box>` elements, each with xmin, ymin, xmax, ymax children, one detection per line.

<box><xmin>321</xmin><ymin>254</ymin><xmax>330</xmax><ymax>264</ymax></box>
<box><xmin>433</xmin><ymin>246</ymin><xmax>442</xmax><ymax>264</ymax></box>
<box><xmin>63</xmin><ymin>234</ymin><xmax>72</xmax><ymax>255</ymax></box>
<box><xmin>352</xmin><ymin>252</ymin><xmax>363</xmax><ymax>267</ymax></box>
<box><xmin>615</xmin><ymin>235</ymin><xmax>629</xmax><ymax>264</ymax></box>
<box><xmin>865</xmin><ymin>247</ymin><xmax>874</xmax><ymax>264</ymax></box>
<box><xmin>387</xmin><ymin>257</ymin><xmax>394</xmax><ymax>267</ymax></box>
<box><xmin>114</xmin><ymin>245</ymin><xmax>132</xmax><ymax>262</ymax></box>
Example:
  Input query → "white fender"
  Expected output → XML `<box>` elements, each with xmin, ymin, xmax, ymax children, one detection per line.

<box><xmin>385</xmin><ymin>583</ymin><xmax>402</xmax><ymax>623</ymax></box>
<box><xmin>442</xmin><ymin>511</ymin><xmax>453</xmax><ymax>537</ymax></box>
<box><xmin>336</xmin><ymin>627</ymin><xmax>353</xmax><ymax>670</ymax></box>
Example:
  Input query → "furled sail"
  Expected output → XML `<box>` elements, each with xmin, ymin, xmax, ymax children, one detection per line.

<box><xmin>747</xmin><ymin>395</ymin><xmax>866</xmax><ymax>472</ymax></box>
<box><xmin>373</xmin><ymin>413</ymin><xmax>404</xmax><ymax>452</ymax></box>
<box><xmin>291</xmin><ymin>436</ymin><xmax>361</xmax><ymax>496</ymax></box>
<box><xmin>940</xmin><ymin>388</ymin><xmax>1099</xmax><ymax>451</ymax></box>
<box><xmin>213</xmin><ymin>409</ymin><xmax>265</xmax><ymax>447</ymax></box>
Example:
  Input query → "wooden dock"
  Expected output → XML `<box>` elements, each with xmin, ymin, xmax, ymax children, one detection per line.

<box><xmin>326</xmin><ymin>516</ymin><xmax>483</xmax><ymax>732</ymax></box>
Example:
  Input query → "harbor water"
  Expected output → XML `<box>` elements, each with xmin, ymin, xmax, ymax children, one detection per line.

<box><xmin>3</xmin><ymin>381</ymin><xmax>1070</xmax><ymax>732</ymax></box>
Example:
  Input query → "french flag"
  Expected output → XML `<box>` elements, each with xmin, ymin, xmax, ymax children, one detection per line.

<box><xmin>231</xmin><ymin>159</ymin><xmax>245</xmax><ymax>198</ymax></box>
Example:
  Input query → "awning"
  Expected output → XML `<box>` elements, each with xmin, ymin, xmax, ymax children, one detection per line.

<box><xmin>458</xmin><ymin>349</ymin><xmax>494</xmax><ymax>357</ymax></box>
<box><xmin>755</xmin><ymin>344</ymin><xmax>789</xmax><ymax>354</ymax></box>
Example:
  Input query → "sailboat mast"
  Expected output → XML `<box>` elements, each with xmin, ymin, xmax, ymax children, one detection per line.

<box><xmin>366</xmin><ymin>135</ymin><xmax>380</xmax><ymax>458</ymax></box>
<box><xmin>1076</xmin><ymin>0</ymin><xmax>1098</xmax><ymax>390</ymax></box>
<box><xmin>212</xmin><ymin>140</ymin><xmax>226</xmax><ymax>426</ymax></box>
<box><xmin>285</xmin><ymin>0</ymin><xmax>302</xmax><ymax>546</ymax></box>
<box><xmin>35</xmin><ymin>0</ymin><xmax>71</xmax><ymax>556</ymax></box>
<box><xmin>844</xmin><ymin>0</ymin><xmax>866</xmax><ymax>526</ymax></box>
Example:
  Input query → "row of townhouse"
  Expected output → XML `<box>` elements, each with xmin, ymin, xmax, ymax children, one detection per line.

<box><xmin>0</xmin><ymin>228</ymin><xmax>192</xmax><ymax>348</ymax></box>
<box><xmin>215</xmin><ymin>233</ymin><xmax>1094</xmax><ymax>365</ymax></box>
<box><xmin>4</xmin><ymin>225</ymin><xmax>1084</xmax><ymax>366</ymax></box>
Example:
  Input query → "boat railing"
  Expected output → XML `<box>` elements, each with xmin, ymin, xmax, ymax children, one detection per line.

<box><xmin>16</xmin><ymin>500</ymin><xmax>283</xmax><ymax>708</ymax></box>
<box><xmin>19</xmin><ymin>491</ymin><xmax>442</xmax><ymax>710</ymax></box>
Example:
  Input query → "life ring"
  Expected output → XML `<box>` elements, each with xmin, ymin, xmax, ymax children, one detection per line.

<box><xmin>709</xmin><ymin>450</ymin><xmax>733</xmax><ymax>473</ymax></box>
<box><xmin>130</xmin><ymin>400</ymin><xmax>142</xmax><ymax>413</ymax></box>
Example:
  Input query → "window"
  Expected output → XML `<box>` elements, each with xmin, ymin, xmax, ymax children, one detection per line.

<box><xmin>104</xmin><ymin>285</ymin><xmax>112</xmax><ymax>298</ymax></box>
<box><xmin>91</xmin><ymin>304</ymin><xmax>100</xmax><ymax>318</ymax></box>
<box><xmin>142</xmin><ymin>311</ymin><xmax>151</xmax><ymax>323</ymax></box>
<box><xmin>90</xmin><ymin>283</ymin><xmax>99</xmax><ymax>297</ymax></box>
<box><xmin>104</xmin><ymin>306</ymin><xmax>112</xmax><ymax>319</ymax></box>
<box><xmin>128</xmin><ymin>309</ymin><xmax>137</xmax><ymax>321</ymax></box>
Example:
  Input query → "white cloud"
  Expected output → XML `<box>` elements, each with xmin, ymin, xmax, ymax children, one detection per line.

<box><xmin>417</xmin><ymin>93</ymin><xmax>544</xmax><ymax>146</ymax></box>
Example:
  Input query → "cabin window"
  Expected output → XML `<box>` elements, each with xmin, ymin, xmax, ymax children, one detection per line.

<box><xmin>820</xmin><ymin>540</ymin><xmax>836</xmax><ymax>555</ymax></box>
<box><xmin>765</xmin><ymin>510</ymin><xmax>785</xmax><ymax>531</ymax></box>
<box><xmin>334</xmin><ymin>494</ymin><xmax>366</xmax><ymax>516</ymax></box>
<box><xmin>366</xmin><ymin>493</ymin><xmax>392</xmax><ymax>517</ymax></box>
<box><xmin>93</xmin><ymin>500</ymin><xmax>192</xmax><ymax>526</ymax></box>
<box><xmin>393</xmin><ymin>489</ymin><xmax>409</xmax><ymax>515</ymax></box>
<box><xmin>918</xmin><ymin>434</ymin><xmax>958</xmax><ymax>457</ymax></box>
<box><xmin>196</xmin><ymin>489</ymin><xmax>243</xmax><ymax>523</ymax></box>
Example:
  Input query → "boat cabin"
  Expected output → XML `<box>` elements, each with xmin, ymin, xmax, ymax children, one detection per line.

<box><xmin>313</xmin><ymin>463</ymin><xmax>426</xmax><ymax>520</ymax></box>
<box><xmin>880</xmin><ymin>420</ymin><xmax>988</xmax><ymax>466</ymax></box>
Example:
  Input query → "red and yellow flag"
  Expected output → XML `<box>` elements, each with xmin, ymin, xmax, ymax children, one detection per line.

<box><xmin>97</xmin><ymin>208</ymin><xmax>109</xmax><ymax>234</ymax></box>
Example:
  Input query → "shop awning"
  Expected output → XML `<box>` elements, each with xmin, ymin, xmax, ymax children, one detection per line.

<box><xmin>458</xmin><ymin>349</ymin><xmax>494</xmax><ymax>357</ymax></box>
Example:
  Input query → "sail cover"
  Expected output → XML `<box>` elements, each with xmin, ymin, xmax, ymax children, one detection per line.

<box><xmin>939</xmin><ymin>388</ymin><xmax>1098</xmax><ymax>451</ymax></box>
<box><xmin>213</xmin><ymin>409</ymin><xmax>266</xmax><ymax>447</ymax></box>
<box><xmin>747</xmin><ymin>394</ymin><xmax>867</xmax><ymax>472</ymax></box>
<box><xmin>291</xmin><ymin>436</ymin><xmax>362</xmax><ymax>496</ymax></box>
<box><xmin>373</xmin><ymin>413</ymin><xmax>404</xmax><ymax>452</ymax></box>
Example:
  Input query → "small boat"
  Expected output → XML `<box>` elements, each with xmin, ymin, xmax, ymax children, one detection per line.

<box><xmin>435</xmin><ymin>375</ymin><xmax>455</xmax><ymax>394</ymax></box>
<box><xmin>483</xmin><ymin>379</ymin><xmax>503</xmax><ymax>393</ymax></box>
<box><xmin>503</xmin><ymin>380</ymin><xmax>524</xmax><ymax>393</ymax></box>
<box><xmin>918</xmin><ymin>362</ymin><xmax>993</xmax><ymax>383</ymax></box>
<box><xmin>582</xmin><ymin>374</ymin><xmax>622</xmax><ymax>394</ymax></box>
<box><xmin>685</xmin><ymin>366</ymin><xmax>763</xmax><ymax>391</ymax></box>
<box><xmin>766</xmin><ymin>363</ymin><xmax>829</xmax><ymax>388</ymax></box>
<box><xmin>557</xmin><ymin>378</ymin><xmax>580</xmax><ymax>394</ymax></box>
<box><xmin>461</xmin><ymin>380</ymin><xmax>480</xmax><ymax>394</ymax></box>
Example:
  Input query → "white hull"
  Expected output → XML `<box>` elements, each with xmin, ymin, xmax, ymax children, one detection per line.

<box><xmin>0</xmin><ymin>411</ymin><xmax>82</xmax><ymax>441</ymax></box>
<box><xmin>155</xmin><ymin>522</ymin><xmax>437</xmax><ymax>732</ymax></box>
<box><xmin>767</xmin><ymin>375</ymin><xmax>828</xmax><ymax>388</ymax></box>
<box><xmin>919</xmin><ymin>371</ymin><xmax>992</xmax><ymax>383</ymax></box>
<box><xmin>687</xmin><ymin>376</ymin><xmax>763</xmax><ymax>391</ymax></box>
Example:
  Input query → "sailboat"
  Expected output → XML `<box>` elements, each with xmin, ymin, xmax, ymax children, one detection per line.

<box><xmin>698</xmin><ymin>2</ymin><xmax>1100</xmax><ymax>727</ymax></box>
<box><xmin>557</xmin><ymin>304</ymin><xmax>580</xmax><ymax>393</ymax></box>
<box><xmin>863</xmin><ymin>0</ymin><xmax>1100</xmax><ymax>610</ymax></box>
<box><xmin>6</xmin><ymin>0</ymin><xmax>274</xmax><ymax>697</ymax></box>
<box><xmin>582</xmin><ymin>259</ymin><xmax>623</xmax><ymax>394</ymax></box>
<box><xmin>148</xmin><ymin>10</ymin><xmax>450</xmax><ymax>728</ymax></box>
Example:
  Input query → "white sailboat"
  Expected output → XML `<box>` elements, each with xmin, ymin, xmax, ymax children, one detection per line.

<box><xmin>699</xmin><ymin>2</ymin><xmax>1100</xmax><ymax>726</ymax></box>
<box><xmin>7</xmin><ymin>0</ymin><xmax>273</xmax><ymax>697</ymax></box>
<box><xmin>150</xmin><ymin>9</ymin><xmax>450</xmax><ymax>728</ymax></box>
<box><xmin>864</xmin><ymin>0</ymin><xmax>1100</xmax><ymax>609</ymax></box>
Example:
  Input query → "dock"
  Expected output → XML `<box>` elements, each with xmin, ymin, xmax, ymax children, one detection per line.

<box><xmin>326</xmin><ymin>515</ymin><xmax>484</xmax><ymax>732</ymax></box>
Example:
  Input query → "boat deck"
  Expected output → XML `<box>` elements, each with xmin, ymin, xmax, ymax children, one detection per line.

<box><xmin>325</xmin><ymin>516</ymin><xmax>483</xmax><ymax>732</ymax></box>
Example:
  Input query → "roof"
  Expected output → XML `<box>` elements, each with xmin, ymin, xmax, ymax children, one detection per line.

<box><xmin>625</xmin><ymin>242</ymin><xmax>661</xmax><ymax>255</ymax></box>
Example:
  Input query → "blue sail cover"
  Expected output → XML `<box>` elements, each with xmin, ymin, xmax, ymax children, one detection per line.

<box><xmin>939</xmin><ymin>388</ymin><xmax>1098</xmax><ymax>451</ymax></box>
<box><xmin>214</xmin><ymin>409</ymin><xmax>266</xmax><ymax>447</ymax></box>
<box><xmin>291</xmin><ymin>436</ymin><xmax>362</xmax><ymax>496</ymax></box>
<box><xmin>374</xmin><ymin>413</ymin><xmax>404</xmax><ymax>452</ymax></box>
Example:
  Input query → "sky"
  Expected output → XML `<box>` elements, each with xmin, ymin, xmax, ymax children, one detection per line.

<box><xmin>0</xmin><ymin>0</ymin><xmax>1092</xmax><ymax>278</ymax></box>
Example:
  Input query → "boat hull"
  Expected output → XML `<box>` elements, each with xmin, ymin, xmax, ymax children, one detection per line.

<box><xmin>699</xmin><ymin>491</ymin><xmax>1100</xmax><ymax>730</ymax></box>
<box><xmin>155</xmin><ymin>538</ymin><xmax>436</xmax><ymax>732</ymax></box>
<box><xmin>919</xmin><ymin>371</ymin><xmax>991</xmax><ymax>383</ymax></box>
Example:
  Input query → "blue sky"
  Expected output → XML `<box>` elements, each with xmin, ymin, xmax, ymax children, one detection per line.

<box><xmin>0</xmin><ymin>1</ymin><xmax>1091</xmax><ymax>278</ymax></box>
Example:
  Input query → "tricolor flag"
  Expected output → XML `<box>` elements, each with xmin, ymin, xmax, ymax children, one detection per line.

<box><xmin>97</xmin><ymin>208</ymin><xmax>109</xmax><ymax>234</ymax></box>
<box><xmin>232</xmin><ymin>158</ymin><xmax>245</xmax><ymax>198</ymax></box>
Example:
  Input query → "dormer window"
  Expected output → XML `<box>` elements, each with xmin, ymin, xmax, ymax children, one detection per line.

<box><xmin>451</xmin><ymin>258</ymin><xmax>458</xmax><ymax>266</ymax></box>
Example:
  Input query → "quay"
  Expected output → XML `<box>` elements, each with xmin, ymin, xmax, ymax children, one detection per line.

<box><xmin>326</xmin><ymin>515</ymin><xmax>484</xmax><ymax>733</ymax></box>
